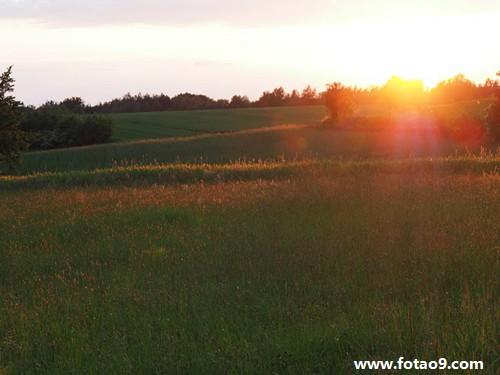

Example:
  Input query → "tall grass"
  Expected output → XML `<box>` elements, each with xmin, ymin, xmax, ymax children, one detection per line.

<box><xmin>1</xmin><ymin>158</ymin><xmax>499</xmax><ymax>374</ymax></box>
<box><xmin>2</xmin><ymin>103</ymin><xmax>499</xmax><ymax>373</ymax></box>
<box><xmin>1</xmin><ymin>155</ymin><xmax>498</xmax><ymax>190</ymax></box>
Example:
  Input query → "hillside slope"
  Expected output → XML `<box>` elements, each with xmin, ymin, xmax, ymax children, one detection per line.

<box><xmin>110</xmin><ymin>105</ymin><xmax>326</xmax><ymax>141</ymax></box>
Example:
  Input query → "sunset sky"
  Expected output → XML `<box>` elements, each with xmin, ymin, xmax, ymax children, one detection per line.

<box><xmin>2</xmin><ymin>0</ymin><xmax>500</xmax><ymax>105</ymax></box>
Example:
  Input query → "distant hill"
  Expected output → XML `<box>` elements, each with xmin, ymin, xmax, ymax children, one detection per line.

<box><xmin>108</xmin><ymin>105</ymin><xmax>326</xmax><ymax>141</ymax></box>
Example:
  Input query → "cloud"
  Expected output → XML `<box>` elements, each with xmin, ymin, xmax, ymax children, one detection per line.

<box><xmin>0</xmin><ymin>0</ymin><xmax>333</xmax><ymax>26</ymax></box>
<box><xmin>2</xmin><ymin>0</ymin><xmax>498</xmax><ymax>27</ymax></box>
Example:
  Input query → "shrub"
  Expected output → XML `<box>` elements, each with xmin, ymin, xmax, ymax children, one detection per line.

<box><xmin>70</xmin><ymin>116</ymin><xmax>114</xmax><ymax>146</ymax></box>
<box><xmin>430</xmin><ymin>112</ymin><xmax>487</xmax><ymax>147</ymax></box>
<box><xmin>486</xmin><ymin>100</ymin><xmax>500</xmax><ymax>143</ymax></box>
<box><xmin>21</xmin><ymin>109</ymin><xmax>114</xmax><ymax>150</ymax></box>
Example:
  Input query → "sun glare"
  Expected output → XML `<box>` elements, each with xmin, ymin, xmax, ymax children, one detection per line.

<box><xmin>373</xmin><ymin>15</ymin><xmax>495</xmax><ymax>88</ymax></box>
<box><xmin>299</xmin><ymin>13</ymin><xmax>498</xmax><ymax>90</ymax></box>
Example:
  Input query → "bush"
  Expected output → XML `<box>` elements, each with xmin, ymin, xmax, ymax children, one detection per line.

<box><xmin>69</xmin><ymin>116</ymin><xmax>114</xmax><ymax>147</ymax></box>
<box><xmin>486</xmin><ymin>101</ymin><xmax>500</xmax><ymax>143</ymax></box>
<box><xmin>21</xmin><ymin>109</ymin><xmax>114</xmax><ymax>150</ymax></box>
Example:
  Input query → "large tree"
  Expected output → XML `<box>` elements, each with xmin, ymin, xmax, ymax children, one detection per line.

<box><xmin>323</xmin><ymin>82</ymin><xmax>353</xmax><ymax>122</ymax></box>
<box><xmin>0</xmin><ymin>66</ymin><xmax>27</xmax><ymax>173</ymax></box>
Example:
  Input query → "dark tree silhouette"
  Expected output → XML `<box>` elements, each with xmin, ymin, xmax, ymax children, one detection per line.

<box><xmin>21</xmin><ymin>106</ymin><xmax>114</xmax><ymax>150</ymax></box>
<box><xmin>89</xmin><ymin>86</ymin><xmax>322</xmax><ymax>113</ymax></box>
<box><xmin>256</xmin><ymin>87</ymin><xmax>286</xmax><ymax>107</ymax></box>
<box><xmin>169</xmin><ymin>93</ymin><xmax>219</xmax><ymax>110</ymax></box>
<box><xmin>301</xmin><ymin>86</ymin><xmax>318</xmax><ymax>105</ymax></box>
<box><xmin>60</xmin><ymin>97</ymin><xmax>87</xmax><ymax>113</ymax></box>
<box><xmin>93</xmin><ymin>93</ymin><xmax>172</xmax><ymax>113</ymax></box>
<box><xmin>229</xmin><ymin>95</ymin><xmax>251</xmax><ymax>108</ymax></box>
<box><xmin>286</xmin><ymin>90</ymin><xmax>301</xmax><ymax>106</ymax></box>
<box><xmin>0</xmin><ymin>66</ymin><xmax>28</xmax><ymax>173</ymax></box>
<box><xmin>323</xmin><ymin>82</ymin><xmax>353</xmax><ymax>122</ymax></box>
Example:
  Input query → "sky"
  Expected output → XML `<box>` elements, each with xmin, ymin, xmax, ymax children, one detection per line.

<box><xmin>2</xmin><ymin>0</ymin><xmax>500</xmax><ymax>105</ymax></box>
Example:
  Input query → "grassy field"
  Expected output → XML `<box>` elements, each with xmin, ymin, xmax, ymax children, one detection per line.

<box><xmin>2</xmin><ymin>156</ymin><xmax>499</xmax><ymax>191</ymax></box>
<box><xmin>3</xmin><ymin>103</ymin><xmax>499</xmax><ymax>374</ymax></box>
<box><xmin>110</xmin><ymin>106</ymin><xmax>327</xmax><ymax>141</ymax></box>
<box><xmin>107</xmin><ymin>100</ymin><xmax>494</xmax><ymax>143</ymax></box>
<box><xmin>1</xmin><ymin>157</ymin><xmax>499</xmax><ymax>374</ymax></box>
<box><xmin>20</xmin><ymin>124</ymin><xmax>488</xmax><ymax>175</ymax></box>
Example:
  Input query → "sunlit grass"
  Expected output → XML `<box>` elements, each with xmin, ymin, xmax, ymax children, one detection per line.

<box><xmin>1</xmin><ymin>154</ymin><xmax>498</xmax><ymax>190</ymax></box>
<box><xmin>2</xmin><ymin>104</ymin><xmax>498</xmax><ymax>374</ymax></box>
<box><xmin>1</xmin><ymin>156</ymin><xmax>499</xmax><ymax>374</ymax></box>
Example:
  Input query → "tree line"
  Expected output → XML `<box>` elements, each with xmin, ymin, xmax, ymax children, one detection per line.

<box><xmin>39</xmin><ymin>86</ymin><xmax>322</xmax><ymax>114</ymax></box>
<box><xmin>30</xmin><ymin>74</ymin><xmax>499</xmax><ymax>117</ymax></box>
<box><xmin>38</xmin><ymin>74</ymin><xmax>499</xmax><ymax>116</ymax></box>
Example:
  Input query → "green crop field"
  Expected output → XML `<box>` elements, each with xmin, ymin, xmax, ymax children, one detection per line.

<box><xmin>107</xmin><ymin>100</ymin><xmax>494</xmax><ymax>142</ymax></box>
<box><xmin>19</xmin><ymin>125</ymin><xmax>484</xmax><ymax>174</ymax></box>
<box><xmin>109</xmin><ymin>105</ymin><xmax>327</xmax><ymax>141</ymax></box>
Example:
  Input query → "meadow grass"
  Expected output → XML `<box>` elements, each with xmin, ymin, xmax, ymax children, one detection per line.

<box><xmin>1</xmin><ymin>157</ymin><xmax>499</xmax><ymax>374</ymax></box>
<box><xmin>1</xmin><ymin>156</ymin><xmax>499</xmax><ymax>191</ymax></box>
<box><xmin>110</xmin><ymin>105</ymin><xmax>327</xmax><ymax>141</ymax></box>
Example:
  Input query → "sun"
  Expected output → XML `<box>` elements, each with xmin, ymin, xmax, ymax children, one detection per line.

<box><xmin>306</xmin><ymin>13</ymin><xmax>494</xmax><ymax>89</ymax></box>
<box><xmin>369</xmin><ymin>15</ymin><xmax>487</xmax><ymax>88</ymax></box>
